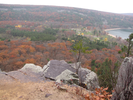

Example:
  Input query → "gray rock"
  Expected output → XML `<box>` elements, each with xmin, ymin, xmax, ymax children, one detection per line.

<box><xmin>78</xmin><ymin>67</ymin><xmax>99</xmax><ymax>90</ymax></box>
<box><xmin>0</xmin><ymin>69</ymin><xmax>6</xmax><ymax>73</ymax></box>
<box><xmin>0</xmin><ymin>73</ymin><xmax>14</xmax><ymax>84</ymax></box>
<box><xmin>43</xmin><ymin>61</ymin><xmax>51</xmax><ymax>74</ymax></box>
<box><xmin>20</xmin><ymin>63</ymin><xmax>43</xmax><ymax>73</ymax></box>
<box><xmin>0</xmin><ymin>63</ymin><xmax>44</xmax><ymax>83</ymax></box>
<box><xmin>69</xmin><ymin>62</ymin><xmax>81</xmax><ymax>69</ymax></box>
<box><xmin>111</xmin><ymin>57</ymin><xmax>133</xmax><ymax>100</ymax></box>
<box><xmin>43</xmin><ymin>60</ymin><xmax>99</xmax><ymax>91</ymax></box>
<box><xmin>45</xmin><ymin>94</ymin><xmax>52</xmax><ymax>98</ymax></box>
<box><xmin>7</xmin><ymin>70</ymin><xmax>44</xmax><ymax>82</ymax></box>
<box><xmin>55</xmin><ymin>69</ymin><xmax>79</xmax><ymax>85</ymax></box>
<box><xmin>42</xmin><ymin>60</ymin><xmax>76</xmax><ymax>80</ymax></box>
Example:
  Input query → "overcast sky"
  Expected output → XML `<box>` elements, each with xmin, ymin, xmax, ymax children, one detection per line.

<box><xmin>0</xmin><ymin>0</ymin><xmax>132</xmax><ymax>13</ymax></box>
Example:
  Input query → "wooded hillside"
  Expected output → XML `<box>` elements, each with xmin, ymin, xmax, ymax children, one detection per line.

<box><xmin>0</xmin><ymin>4</ymin><xmax>133</xmax><ymax>29</ymax></box>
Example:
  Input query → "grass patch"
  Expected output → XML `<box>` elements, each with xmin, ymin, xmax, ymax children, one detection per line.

<box><xmin>84</xmin><ymin>31</ymin><xmax>93</xmax><ymax>35</ymax></box>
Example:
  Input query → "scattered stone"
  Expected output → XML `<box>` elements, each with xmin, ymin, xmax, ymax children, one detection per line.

<box><xmin>57</xmin><ymin>86</ymin><xmax>67</xmax><ymax>92</ymax></box>
<box><xmin>45</xmin><ymin>93</ymin><xmax>52</xmax><ymax>98</ymax></box>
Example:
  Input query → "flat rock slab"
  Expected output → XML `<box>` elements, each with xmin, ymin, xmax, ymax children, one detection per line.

<box><xmin>8</xmin><ymin>70</ymin><xmax>44</xmax><ymax>82</ymax></box>
<box><xmin>0</xmin><ymin>73</ymin><xmax>14</xmax><ymax>84</ymax></box>
<box><xmin>44</xmin><ymin>60</ymin><xmax>76</xmax><ymax>79</ymax></box>
<box><xmin>0</xmin><ymin>70</ymin><xmax>44</xmax><ymax>83</ymax></box>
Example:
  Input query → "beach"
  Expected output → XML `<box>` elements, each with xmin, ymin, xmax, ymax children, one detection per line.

<box><xmin>104</xmin><ymin>28</ymin><xmax>121</xmax><ymax>38</ymax></box>
<box><xmin>104</xmin><ymin>28</ymin><xmax>133</xmax><ymax>39</ymax></box>
<box><xmin>104</xmin><ymin>28</ymin><xmax>123</xmax><ymax>32</ymax></box>
<box><xmin>107</xmin><ymin>33</ymin><xmax>116</xmax><ymax>38</ymax></box>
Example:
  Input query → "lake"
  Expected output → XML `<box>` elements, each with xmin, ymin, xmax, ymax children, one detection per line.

<box><xmin>107</xmin><ymin>29</ymin><xmax>133</xmax><ymax>39</ymax></box>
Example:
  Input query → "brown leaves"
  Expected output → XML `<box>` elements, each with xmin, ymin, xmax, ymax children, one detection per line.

<box><xmin>25</xmin><ymin>58</ymin><xmax>36</xmax><ymax>64</ymax></box>
<box><xmin>84</xmin><ymin>87</ymin><xmax>112</xmax><ymax>100</ymax></box>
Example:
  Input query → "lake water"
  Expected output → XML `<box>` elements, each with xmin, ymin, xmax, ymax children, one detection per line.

<box><xmin>107</xmin><ymin>29</ymin><xmax>133</xmax><ymax>39</ymax></box>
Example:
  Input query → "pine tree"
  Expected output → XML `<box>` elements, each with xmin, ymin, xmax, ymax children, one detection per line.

<box><xmin>127</xmin><ymin>33</ymin><xmax>133</xmax><ymax>57</ymax></box>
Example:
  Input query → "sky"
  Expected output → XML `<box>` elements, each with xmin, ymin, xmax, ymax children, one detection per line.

<box><xmin>0</xmin><ymin>0</ymin><xmax>132</xmax><ymax>14</ymax></box>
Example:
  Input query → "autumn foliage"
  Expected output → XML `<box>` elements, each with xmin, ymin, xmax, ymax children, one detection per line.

<box><xmin>0</xmin><ymin>39</ymin><xmax>121</xmax><ymax>73</ymax></box>
<box><xmin>0</xmin><ymin>40</ymin><xmax>73</xmax><ymax>71</ymax></box>
<box><xmin>72</xmin><ymin>86</ymin><xmax>112</xmax><ymax>100</ymax></box>
<box><xmin>84</xmin><ymin>87</ymin><xmax>112</xmax><ymax>100</ymax></box>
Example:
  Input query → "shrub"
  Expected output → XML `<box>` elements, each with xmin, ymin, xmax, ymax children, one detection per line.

<box><xmin>96</xmin><ymin>59</ymin><xmax>119</xmax><ymax>92</ymax></box>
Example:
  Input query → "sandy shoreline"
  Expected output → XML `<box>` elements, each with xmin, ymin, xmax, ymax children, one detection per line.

<box><xmin>103</xmin><ymin>28</ymin><xmax>122</xmax><ymax>38</ymax></box>
<box><xmin>104</xmin><ymin>28</ymin><xmax>123</xmax><ymax>31</ymax></box>
<box><xmin>107</xmin><ymin>33</ymin><xmax>116</xmax><ymax>38</ymax></box>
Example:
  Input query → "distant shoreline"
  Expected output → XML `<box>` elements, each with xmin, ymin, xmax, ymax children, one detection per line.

<box><xmin>107</xmin><ymin>33</ymin><xmax>116</xmax><ymax>38</ymax></box>
<box><xmin>104</xmin><ymin>28</ymin><xmax>123</xmax><ymax>32</ymax></box>
<box><xmin>104</xmin><ymin>28</ymin><xmax>133</xmax><ymax>39</ymax></box>
<box><xmin>104</xmin><ymin>28</ymin><xmax>122</xmax><ymax>38</ymax></box>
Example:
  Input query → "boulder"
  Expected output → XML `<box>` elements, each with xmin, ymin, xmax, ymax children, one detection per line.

<box><xmin>111</xmin><ymin>57</ymin><xmax>133</xmax><ymax>100</ymax></box>
<box><xmin>43</xmin><ymin>60</ymin><xmax>99</xmax><ymax>90</ymax></box>
<box><xmin>20</xmin><ymin>63</ymin><xmax>43</xmax><ymax>73</ymax></box>
<box><xmin>78</xmin><ymin>67</ymin><xmax>99</xmax><ymax>90</ymax></box>
<box><xmin>55</xmin><ymin>69</ymin><xmax>79</xmax><ymax>85</ymax></box>
<box><xmin>43</xmin><ymin>60</ymin><xmax>76</xmax><ymax>80</ymax></box>
<box><xmin>0</xmin><ymin>64</ymin><xmax>44</xmax><ymax>83</ymax></box>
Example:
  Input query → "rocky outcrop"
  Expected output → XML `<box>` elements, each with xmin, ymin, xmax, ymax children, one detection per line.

<box><xmin>111</xmin><ymin>57</ymin><xmax>133</xmax><ymax>100</ymax></box>
<box><xmin>0</xmin><ymin>60</ymin><xmax>99</xmax><ymax>91</ymax></box>
<box><xmin>0</xmin><ymin>64</ymin><xmax>44</xmax><ymax>83</ymax></box>
<box><xmin>42</xmin><ymin>60</ymin><xmax>99</xmax><ymax>90</ymax></box>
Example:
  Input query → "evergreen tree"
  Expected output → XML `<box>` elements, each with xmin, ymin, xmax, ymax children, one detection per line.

<box><xmin>127</xmin><ymin>33</ymin><xmax>133</xmax><ymax>57</ymax></box>
<box><xmin>97</xmin><ymin>59</ymin><xmax>119</xmax><ymax>92</ymax></box>
<box><xmin>71</xmin><ymin>39</ymin><xmax>89</xmax><ymax>74</ymax></box>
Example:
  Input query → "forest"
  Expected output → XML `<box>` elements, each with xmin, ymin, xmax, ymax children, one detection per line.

<box><xmin>0</xmin><ymin>4</ymin><xmax>133</xmax><ymax>29</ymax></box>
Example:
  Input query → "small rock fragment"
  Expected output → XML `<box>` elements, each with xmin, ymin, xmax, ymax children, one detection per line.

<box><xmin>45</xmin><ymin>94</ymin><xmax>52</xmax><ymax>98</ymax></box>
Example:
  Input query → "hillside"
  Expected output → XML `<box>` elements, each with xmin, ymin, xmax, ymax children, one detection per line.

<box><xmin>0</xmin><ymin>4</ymin><xmax>133</xmax><ymax>29</ymax></box>
<box><xmin>122</xmin><ymin>13</ymin><xmax>133</xmax><ymax>16</ymax></box>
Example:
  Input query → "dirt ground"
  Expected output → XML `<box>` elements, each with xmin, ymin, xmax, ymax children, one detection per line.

<box><xmin>0</xmin><ymin>81</ymin><xmax>90</xmax><ymax>100</ymax></box>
